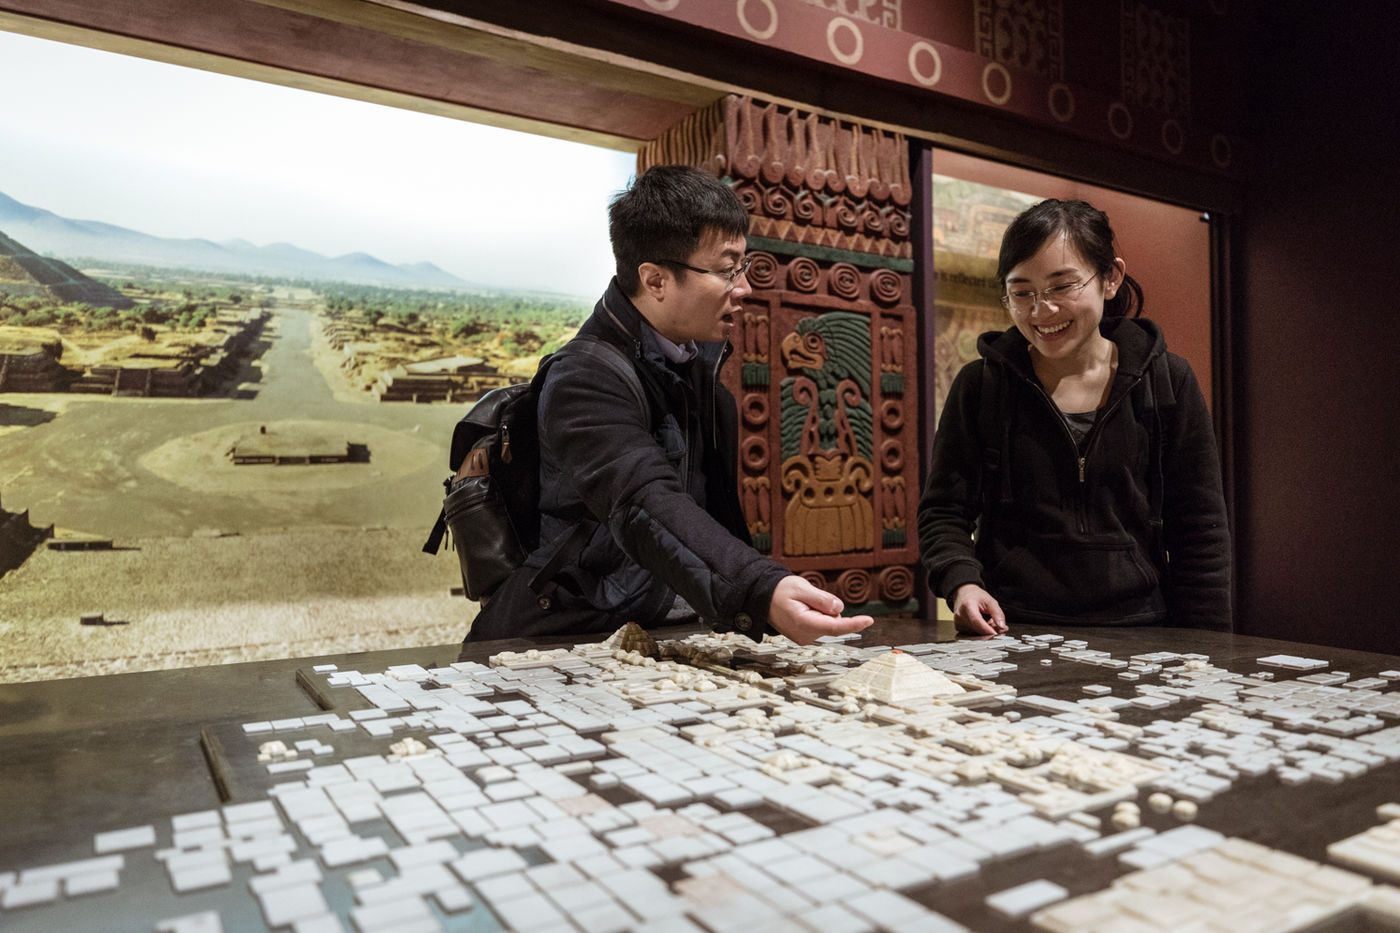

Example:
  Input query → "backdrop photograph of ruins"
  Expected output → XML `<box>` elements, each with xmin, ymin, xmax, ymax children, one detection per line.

<box><xmin>0</xmin><ymin>19</ymin><xmax>1213</xmax><ymax>685</ymax></box>
<box><xmin>0</xmin><ymin>30</ymin><xmax>634</xmax><ymax>682</ymax></box>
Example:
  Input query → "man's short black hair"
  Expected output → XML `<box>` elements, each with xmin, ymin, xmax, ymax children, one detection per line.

<box><xmin>608</xmin><ymin>164</ymin><xmax>750</xmax><ymax>295</ymax></box>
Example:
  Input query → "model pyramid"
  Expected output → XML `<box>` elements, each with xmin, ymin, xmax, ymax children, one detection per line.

<box><xmin>830</xmin><ymin>649</ymin><xmax>964</xmax><ymax>704</ymax></box>
<box><xmin>602</xmin><ymin>620</ymin><xmax>659</xmax><ymax>658</ymax></box>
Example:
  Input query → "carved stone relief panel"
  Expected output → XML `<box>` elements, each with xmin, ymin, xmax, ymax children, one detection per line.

<box><xmin>640</xmin><ymin>95</ymin><xmax>920</xmax><ymax>616</ymax></box>
<box><xmin>729</xmin><ymin>249</ymin><xmax>919</xmax><ymax>614</ymax></box>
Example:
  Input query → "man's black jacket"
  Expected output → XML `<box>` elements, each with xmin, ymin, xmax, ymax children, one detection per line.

<box><xmin>468</xmin><ymin>278</ymin><xmax>789</xmax><ymax>641</ymax></box>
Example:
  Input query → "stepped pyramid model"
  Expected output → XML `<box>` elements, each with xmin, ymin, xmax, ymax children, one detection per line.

<box><xmin>830</xmin><ymin>649</ymin><xmax>965</xmax><ymax>704</ymax></box>
<box><xmin>0</xmin><ymin>229</ymin><xmax>132</xmax><ymax>310</ymax></box>
<box><xmin>602</xmin><ymin>621</ymin><xmax>660</xmax><ymax>658</ymax></box>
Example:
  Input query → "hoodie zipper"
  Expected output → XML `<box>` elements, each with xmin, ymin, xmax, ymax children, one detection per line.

<box><xmin>1024</xmin><ymin>371</ymin><xmax>1145</xmax><ymax>534</ymax></box>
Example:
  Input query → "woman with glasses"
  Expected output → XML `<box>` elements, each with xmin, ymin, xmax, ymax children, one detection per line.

<box><xmin>918</xmin><ymin>199</ymin><xmax>1231</xmax><ymax>635</ymax></box>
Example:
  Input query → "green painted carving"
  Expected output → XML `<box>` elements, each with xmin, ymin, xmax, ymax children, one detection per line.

<box><xmin>778</xmin><ymin>311</ymin><xmax>877</xmax><ymax>556</ymax></box>
<box><xmin>778</xmin><ymin>312</ymin><xmax>873</xmax><ymax>462</ymax></box>
<box><xmin>742</xmin><ymin>362</ymin><xmax>770</xmax><ymax>388</ymax></box>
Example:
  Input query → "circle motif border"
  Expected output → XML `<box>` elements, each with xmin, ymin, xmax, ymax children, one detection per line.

<box><xmin>982</xmin><ymin>62</ymin><xmax>1012</xmax><ymax>105</ymax></box>
<box><xmin>1048</xmin><ymin>82</ymin><xmax>1075</xmax><ymax>122</ymax></box>
<box><xmin>1211</xmin><ymin>133</ymin><xmax>1233</xmax><ymax>170</ymax></box>
<box><xmin>1161</xmin><ymin>119</ymin><xmax>1185</xmax><ymax>155</ymax></box>
<box><xmin>826</xmin><ymin>16</ymin><xmax>864</xmax><ymax>66</ymax></box>
<box><xmin>908</xmin><ymin>41</ymin><xmax>942</xmax><ymax>87</ymax></box>
<box><xmin>737</xmin><ymin>0</ymin><xmax>778</xmax><ymax>41</ymax></box>
<box><xmin>1108</xmin><ymin>102</ymin><xmax>1134</xmax><ymax>140</ymax></box>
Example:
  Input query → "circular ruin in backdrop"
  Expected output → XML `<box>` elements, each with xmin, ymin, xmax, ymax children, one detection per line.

<box><xmin>139</xmin><ymin>419</ymin><xmax>439</xmax><ymax>494</ymax></box>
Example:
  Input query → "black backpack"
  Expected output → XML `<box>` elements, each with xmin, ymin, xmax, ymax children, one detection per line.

<box><xmin>422</xmin><ymin>336</ymin><xmax>644</xmax><ymax>603</ymax></box>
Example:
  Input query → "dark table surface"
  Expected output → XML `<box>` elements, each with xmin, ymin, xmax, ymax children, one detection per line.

<box><xmin>3</xmin><ymin>620</ymin><xmax>1400</xmax><ymax>932</ymax></box>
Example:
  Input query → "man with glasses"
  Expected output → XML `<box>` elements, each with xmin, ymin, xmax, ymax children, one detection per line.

<box><xmin>467</xmin><ymin>165</ymin><xmax>874</xmax><ymax>644</ymax></box>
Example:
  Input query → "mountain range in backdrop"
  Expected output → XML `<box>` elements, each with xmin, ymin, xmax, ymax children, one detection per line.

<box><xmin>0</xmin><ymin>190</ymin><xmax>475</xmax><ymax>290</ymax></box>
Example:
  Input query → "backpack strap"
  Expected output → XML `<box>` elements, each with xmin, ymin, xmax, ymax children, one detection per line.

<box><xmin>562</xmin><ymin>336</ymin><xmax>647</xmax><ymax>411</ymax></box>
<box><xmin>523</xmin><ymin>334</ymin><xmax>649</xmax><ymax>603</ymax></box>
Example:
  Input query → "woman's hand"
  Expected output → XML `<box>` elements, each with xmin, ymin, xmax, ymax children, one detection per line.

<box><xmin>952</xmin><ymin>584</ymin><xmax>1007</xmax><ymax>635</ymax></box>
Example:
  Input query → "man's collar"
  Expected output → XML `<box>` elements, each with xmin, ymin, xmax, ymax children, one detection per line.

<box><xmin>649</xmin><ymin>328</ymin><xmax>699</xmax><ymax>364</ymax></box>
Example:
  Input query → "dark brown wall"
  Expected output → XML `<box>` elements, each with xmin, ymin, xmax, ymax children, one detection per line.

<box><xmin>1235</xmin><ymin>3</ymin><xmax>1400</xmax><ymax>653</ymax></box>
<box><xmin>931</xmin><ymin>149</ymin><xmax>1212</xmax><ymax>409</ymax></box>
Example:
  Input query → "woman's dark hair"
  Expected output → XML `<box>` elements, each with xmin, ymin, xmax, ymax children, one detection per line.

<box><xmin>608</xmin><ymin>165</ymin><xmax>750</xmax><ymax>296</ymax></box>
<box><xmin>995</xmin><ymin>198</ymin><xmax>1144</xmax><ymax>318</ymax></box>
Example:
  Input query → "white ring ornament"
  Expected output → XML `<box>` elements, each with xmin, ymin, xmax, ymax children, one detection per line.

<box><xmin>737</xmin><ymin>0</ymin><xmax>779</xmax><ymax>41</ymax></box>
<box><xmin>826</xmin><ymin>16</ymin><xmax>864</xmax><ymax>66</ymax></box>
<box><xmin>908</xmin><ymin>41</ymin><xmax>942</xmax><ymax>87</ymax></box>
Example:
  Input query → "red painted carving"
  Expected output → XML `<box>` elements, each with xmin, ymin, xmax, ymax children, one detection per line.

<box><xmin>876</xmin><ymin>565</ymin><xmax>915</xmax><ymax>603</ymax></box>
<box><xmin>836</xmin><ymin>569</ymin><xmax>873</xmax><ymax>604</ymax></box>
<box><xmin>741</xmin><ymin>391</ymin><xmax>769</xmax><ymax>429</ymax></box>
<box><xmin>741</xmin><ymin>435</ymin><xmax>769</xmax><ymax>472</ymax></box>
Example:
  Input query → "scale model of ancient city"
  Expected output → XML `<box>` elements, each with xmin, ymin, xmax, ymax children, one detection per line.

<box><xmin>3</xmin><ymin>624</ymin><xmax>1400</xmax><ymax>932</ymax></box>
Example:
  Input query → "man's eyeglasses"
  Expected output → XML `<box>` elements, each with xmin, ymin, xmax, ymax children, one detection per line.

<box><xmin>649</xmin><ymin>255</ymin><xmax>754</xmax><ymax>291</ymax></box>
<box><xmin>1001</xmin><ymin>272</ymin><xmax>1101</xmax><ymax>312</ymax></box>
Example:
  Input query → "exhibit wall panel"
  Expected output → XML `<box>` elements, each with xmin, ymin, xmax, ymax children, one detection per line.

<box><xmin>639</xmin><ymin>96</ymin><xmax>922</xmax><ymax>618</ymax></box>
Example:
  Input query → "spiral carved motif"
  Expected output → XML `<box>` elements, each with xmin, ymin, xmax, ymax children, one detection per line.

<box><xmin>860</xmin><ymin>209</ymin><xmax>885</xmax><ymax>236</ymax></box>
<box><xmin>828</xmin><ymin>262</ymin><xmax>861</xmax><ymax>301</ymax></box>
<box><xmin>801</xmin><ymin>570</ymin><xmax>828</xmax><ymax>590</ymax></box>
<box><xmin>877</xmin><ymin>565</ymin><xmax>915</xmax><ymax>602</ymax></box>
<box><xmin>741</xmin><ymin>435</ymin><xmax>769</xmax><ymax>472</ymax></box>
<box><xmin>786</xmin><ymin>256</ymin><xmax>821</xmax><ymax>293</ymax></box>
<box><xmin>870</xmin><ymin>268</ymin><xmax>902</xmax><ymax>306</ymax></box>
<box><xmin>762</xmin><ymin>185</ymin><xmax>792</xmax><ymax>217</ymax></box>
<box><xmin>829</xmin><ymin>199</ymin><xmax>861</xmax><ymax>232</ymax></box>
<box><xmin>735</xmin><ymin>186</ymin><xmax>762</xmax><ymax>215</ymax></box>
<box><xmin>886</xmin><ymin>211</ymin><xmax>911</xmax><ymax>240</ymax></box>
<box><xmin>745</xmin><ymin>251</ymin><xmax>779</xmax><ymax>290</ymax></box>
<box><xmin>792</xmin><ymin>190</ymin><xmax>819</xmax><ymax>222</ymax></box>
<box><xmin>836</xmin><ymin>569</ymin><xmax>872</xmax><ymax>604</ymax></box>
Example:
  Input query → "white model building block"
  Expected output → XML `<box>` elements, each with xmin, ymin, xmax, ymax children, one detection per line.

<box><xmin>64</xmin><ymin>868</ymin><xmax>120</xmax><ymax>896</ymax></box>
<box><xmin>350</xmin><ymin>896</ymin><xmax>437</xmax><ymax>932</ymax></box>
<box><xmin>1328</xmin><ymin>820</ymin><xmax>1400</xmax><ymax>882</ymax></box>
<box><xmin>1256</xmin><ymin>654</ymin><xmax>1329</xmax><ymax>671</ymax></box>
<box><xmin>449</xmin><ymin>847</ymin><xmax>530</xmax><ymax>882</ymax></box>
<box><xmin>843</xmin><ymin>888</ymin><xmax>931</xmax><ymax>929</ymax></box>
<box><xmin>2</xmin><ymin>879</ymin><xmax>60</xmax><ymax>908</ymax></box>
<box><xmin>170</xmin><ymin>860</ymin><xmax>233</xmax><ymax>893</ymax></box>
<box><xmin>319</xmin><ymin>835</ymin><xmax>389</xmax><ymax>868</ymax></box>
<box><xmin>256</xmin><ymin>881</ymin><xmax>330</xmax><ymax>927</ymax></box>
<box><xmin>985</xmin><ymin>879</ymin><xmax>1069</xmax><ymax>919</ymax></box>
<box><xmin>1361</xmin><ymin>885</ymin><xmax>1400</xmax><ymax>921</ymax></box>
<box><xmin>154</xmin><ymin>910</ymin><xmax>225</xmax><ymax>933</ymax></box>
<box><xmin>93</xmin><ymin>824</ymin><xmax>157</xmax><ymax>853</ymax></box>
<box><xmin>572</xmin><ymin>900</ymin><xmax>641</xmax><ymax>933</ymax></box>
<box><xmin>794</xmin><ymin>902</ymin><xmax>876</xmax><ymax>933</ymax></box>
<box><xmin>171</xmin><ymin>810</ymin><xmax>223</xmax><ymax>832</ymax></box>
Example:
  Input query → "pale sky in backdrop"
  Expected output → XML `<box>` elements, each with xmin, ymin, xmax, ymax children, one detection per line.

<box><xmin>0</xmin><ymin>29</ymin><xmax>639</xmax><ymax>297</ymax></box>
